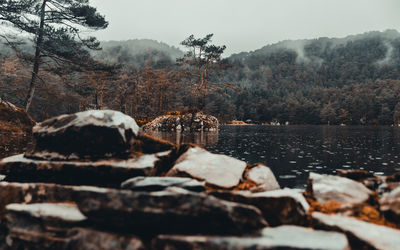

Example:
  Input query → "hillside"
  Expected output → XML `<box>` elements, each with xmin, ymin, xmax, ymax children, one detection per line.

<box><xmin>216</xmin><ymin>30</ymin><xmax>400</xmax><ymax>124</ymax></box>
<box><xmin>2</xmin><ymin>31</ymin><xmax>400</xmax><ymax>124</ymax></box>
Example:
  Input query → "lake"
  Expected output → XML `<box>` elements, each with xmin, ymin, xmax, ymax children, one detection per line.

<box><xmin>147</xmin><ymin>125</ymin><xmax>400</xmax><ymax>188</ymax></box>
<box><xmin>2</xmin><ymin>125</ymin><xmax>400</xmax><ymax>188</ymax></box>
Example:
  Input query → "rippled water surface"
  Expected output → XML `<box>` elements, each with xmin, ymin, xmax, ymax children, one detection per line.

<box><xmin>148</xmin><ymin>125</ymin><xmax>400</xmax><ymax>188</ymax></box>
<box><xmin>2</xmin><ymin>125</ymin><xmax>400</xmax><ymax>188</ymax></box>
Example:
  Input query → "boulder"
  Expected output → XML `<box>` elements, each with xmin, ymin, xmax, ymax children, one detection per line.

<box><xmin>73</xmin><ymin>186</ymin><xmax>268</xmax><ymax>235</ymax></box>
<box><xmin>336</xmin><ymin>169</ymin><xmax>376</xmax><ymax>181</ymax></box>
<box><xmin>25</xmin><ymin>110</ymin><xmax>139</xmax><ymax>160</ymax></box>
<box><xmin>243</xmin><ymin>164</ymin><xmax>280</xmax><ymax>192</ymax></box>
<box><xmin>153</xmin><ymin>225</ymin><xmax>350</xmax><ymax>250</ymax></box>
<box><xmin>167</xmin><ymin>146</ymin><xmax>247</xmax><ymax>189</ymax></box>
<box><xmin>0</xmin><ymin>151</ymin><xmax>170</xmax><ymax>188</ymax></box>
<box><xmin>0</xmin><ymin>98</ymin><xmax>35</xmax><ymax>133</ymax></box>
<box><xmin>5</xmin><ymin>203</ymin><xmax>86</xmax><ymax>249</ymax></box>
<box><xmin>4</xmin><ymin>202</ymin><xmax>144</xmax><ymax>250</ymax></box>
<box><xmin>210</xmin><ymin>188</ymin><xmax>309</xmax><ymax>226</ymax></box>
<box><xmin>337</xmin><ymin>169</ymin><xmax>381</xmax><ymax>190</ymax></box>
<box><xmin>307</xmin><ymin>172</ymin><xmax>372</xmax><ymax>204</ymax></box>
<box><xmin>142</xmin><ymin>111</ymin><xmax>219</xmax><ymax>132</ymax></box>
<box><xmin>121</xmin><ymin>176</ymin><xmax>206</xmax><ymax>192</ymax></box>
<box><xmin>312</xmin><ymin>212</ymin><xmax>400</xmax><ymax>249</ymax></box>
<box><xmin>380</xmin><ymin>186</ymin><xmax>400</xmax><ymax>223</ymax></box>
<box><xmin>0</xmin><ymin>182</ymin><xmax>78</xmax><ymax>217</ymax></box>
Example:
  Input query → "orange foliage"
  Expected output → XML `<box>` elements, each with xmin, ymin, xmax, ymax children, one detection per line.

<box><xmin>306</xmin><ymin>194</ymin><xmax>399</xmax><ymax>229</ymax></box>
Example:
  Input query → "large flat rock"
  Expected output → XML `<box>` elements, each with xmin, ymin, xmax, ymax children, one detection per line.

<box><xmin>5</xmin><ymin>203</ymin><xmax>144</xmax><ymax>250</ymax></box>
<box><xmin>307</xmin><ymin>172</ymin><xmax>372</xmax><ymax>204</ymax></box>
<box><xmin>74</xmin><ymin>186</ymin><xmax>268</xmax><ymax>235</ymax></box>
<box><xmin>5</xmin><ymin>203</ymin><xmax>86</xmax><ymax>249</ymax></box>
<box><xmin>167</xmin><ymin>147</ymin><xmax>247</xmax><ymax>189</ymax></box>
<box><xmin>26</xmin><ymin>110</ymin><xmax>139</xmax><ymax>160</ymax></box>
<box><xmin>153</xmin><ymin>225</ymin><xmax>349</xmax><ymax>250</ymax></box>
<box><xmin>121</xmin><ymin>176</ymin><xmax>206</xmax><ymax>192</ymax></box>
<box><xmin>0</xmin><ymin>152</ymin><xmax>170</xmax><ymax>187</ymax></box>
<box><xmin>0</xmin><ymin>182</ymin><xmax>78</xmax><ymax>217</ymax></box>
<box><xmin>6</xmin><ymin>203</ymin><xmax>86</xmax><ymax>226</ymax></box>
<box><xmin>312</xmin><ymin>212</ymin><xmax>400</xmax><ymax>249</ymax></box>
<box><xmin>211</xmin><ymin>188</ymin><xmax>309</xmax><ymax>226</ymax></box>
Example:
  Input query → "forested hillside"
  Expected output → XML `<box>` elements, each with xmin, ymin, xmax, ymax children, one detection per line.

<box><xmin>1</xmin><ymin>30</ymin><xmax>400</xmax><ymax>124</ymax></box>
<box><xmin>220</xmin><ymin>29</ymin><xmax>400</xmax><ymax>124</ymax></box>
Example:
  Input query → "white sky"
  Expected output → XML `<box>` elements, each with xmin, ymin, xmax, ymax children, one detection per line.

<box><xmin>89</xmin><ymin>0</ymin><xmax>400</xmax><ymax>56</ymax></box>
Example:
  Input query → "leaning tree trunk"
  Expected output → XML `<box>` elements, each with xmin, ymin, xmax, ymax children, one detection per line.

<box><xmin>24</xmin><ymin>0</ymin><xmax>47</xmax><ymax>112</ymax></box>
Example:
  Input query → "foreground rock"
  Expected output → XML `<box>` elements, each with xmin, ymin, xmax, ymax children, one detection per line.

<box><xmin>380</xmin><ymin>186</ymin><xmax>400</xmax><ymax>223</ymax></box>
<box><xmin>121</xmin><ymin>176</ymin><xmax>206</xmax><ymax>192</ymax></box>
<box><xmin>0</xmin><ymin>152</ymin><xmax>170</xmax><ymax>188</ymax></box>
<box><xmin>0</xmin><ymin>182</ymin><xmax>77</xmax><ymax>217</ymax></box>
<box><xmin>167</xmin><ymin>146</ymin><xmax>247</xmax><ymax>189</ymax></box>
<box><xmin>4</xmin><ymin>202</ymin><xmax>144</xmax><ymax>250</ymax></box>
<box><xmin>243</xmin><ymin>164</ymin><xmax>280</xmax><ymax>192</ymax></box>
<box><xmin>153</xmin><ymin>225</ymin><xmax>350</xmax><ymax>250</ymax></box>
<box><xmin>142</xmin><ymin>111</ymin><xmax>219</xmax><ymax>132</ymax></box>
<box><xmin>5</xmin><ymin>202</ymin><xmax>86</xmax><ymax>249</ymax></box>
<box><xmin>0</xmin><ymin>98</ymin><xmax>35</xmax><ymax>133</ymax></box>
<box><xmin>312</xmin><ymin>212</ymin><xmax>400</xmax><ymax>249</ymax></box>
<box><xmin>74</xmin><ymin>186</ymin><xmax>268</xmax><ymax>235</ymax></box>
<box><xmin>26</xmin><ymin>110</ymin><xmax>139</xmax><ymax>160</ymax></box>
<box><xmin>307</xmin><ymin>172</ymin><xmax>372</xmax><ymax>204</ymax></box>
<box><xmin>211</xmin><ymin>189</ymin><xmax>309</xmax><ymax>226</ymax></box>
<box><xmin>337</xmin><ymin>169</ymin><xmax>382</xmax><ymax>190</ymax></box>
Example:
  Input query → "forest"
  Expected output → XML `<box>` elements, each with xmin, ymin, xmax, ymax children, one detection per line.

<box><xmin>1</xmin><ymin>28</ymin><xmax>400</xmax><ymax>125</ymax></box>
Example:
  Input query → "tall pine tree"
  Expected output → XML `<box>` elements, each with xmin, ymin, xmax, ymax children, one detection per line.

<box><xmin>0</xmin><ymin>0</ymin><xmax>108</xmax><ymax>111</ymax></box>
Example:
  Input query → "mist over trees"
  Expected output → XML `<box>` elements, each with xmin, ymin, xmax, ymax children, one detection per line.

<box><xmin>0</xmin><ymin>0</ymin><xmax>108</xmax><ymax>111</ymax></box>
<box><xmin>1</xmin><ymin>29</ymin><xmax>400</xmax><ymax>125</ymax></box>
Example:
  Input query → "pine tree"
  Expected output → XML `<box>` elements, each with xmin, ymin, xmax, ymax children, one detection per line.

<box><xmin>177</xmin><ymin>34</ymin><xmax>237</xmax><ymax>109</ymax></box>
<box><xmin>0</xmin><ymin>0</ymin><xmax>108</xmax><ymax>111</ymax></box>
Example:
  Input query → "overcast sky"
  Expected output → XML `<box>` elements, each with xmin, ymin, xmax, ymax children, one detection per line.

<box><xmin>89</xmin><ymin>0</ymin><xmax>400</xmax><ymax>56</ymax></box>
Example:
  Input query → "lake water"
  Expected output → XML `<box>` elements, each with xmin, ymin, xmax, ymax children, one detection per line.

<box><xmin>2</xmin><ymin>125</ymin><xmax>400</xmax><ymax>188</ymax></box>
<box><xmin>148</xmin><ymin>125</ymin><xmax>400</xmax><ymax>188</ymax></box>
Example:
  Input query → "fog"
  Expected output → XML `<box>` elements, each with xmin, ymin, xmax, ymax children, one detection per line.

<box><xmin>89</xmin><ymin>0</ymin><xmax>400</xmax><ymax>56</ymax></box>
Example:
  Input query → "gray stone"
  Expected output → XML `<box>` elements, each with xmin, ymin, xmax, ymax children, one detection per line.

<box><xmin>74</xmin><ymin>186</ymin><xmax>268</xmax><ymax>235</ymax></box>
<box><xmin>167</xmin><ymin>146</ymin><xmax>247</xmax><ymax>189</ymax></box>
<box><xmin>153</xmin><ymin>225</ymin><xmax>349</xmax><ymax>250</ymax></box>
<box><xmin>244</xmin><ymin>164</ymin><xmax>280</xmax><ymax>192</ymax></box>
<box><xmin>4</xmin><ymin>202</ymin><xmax>144</xmax><ymax>250</ymax></box>
<box><xmin>121</xmin><ymin>176</ymin><xmax>206</xmax><ymax>192</ymax></box>
<box><xmin>0</xmin><ymin>152</ymin><xmax>169</xmax><ymax>188</ymax></box>
<box><xmin>5</xmin><ymin>203</ymin><xmax>86</xmax><ymax>249</ymax></box>
<box><xmin>0</xmin><ymin>182</ymin><xmax>78</xmax><ymax>217</ymax></box>
<box><xmin>380</xmin><ymin>186</ymin><xmax>400</xmax><ymax>223</ymax></box>
<box><xmin>312</xmin><ymin>212</ymin><xmax>400</xmax><ymax>250</ymax></box>
<box><xmin>26</xmin><ymin>110</ymin><xmax>139</xmax><ymax>160</ymax></box>
<box><xmin>210</xmin><ymin>188</ymin><xmax>309</xmax><ymax>226</ymax></box>
<box><xmin>307</xmin><ymin>172</ymin><xmax>372</xmax><ymax>204</ymax></box>
<box><xmin>6</xmin><ymin>203</ymin><xmax>86</xmax><ymax>225</ymax></box>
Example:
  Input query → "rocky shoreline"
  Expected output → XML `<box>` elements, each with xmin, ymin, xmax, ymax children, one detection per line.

<box><xmin>0</xmin><ymin>109</ymin><xmax>399</xmax><ymax>249</ymax></box>
<box><xmin>142</xmin><ymin>111</ymin><xmax>219</xmax><ymax>132</ymax></box>
<box><xmin>0</xmin><ymin>99</ymin><xmax>35</xmax><ymax>134</ymax></box>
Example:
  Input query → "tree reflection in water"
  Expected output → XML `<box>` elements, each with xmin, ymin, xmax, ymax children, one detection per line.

<box><xmin>144</xmin><ymin>131</ymin><xmax>219</xmax><ymax>147</ymax></box>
